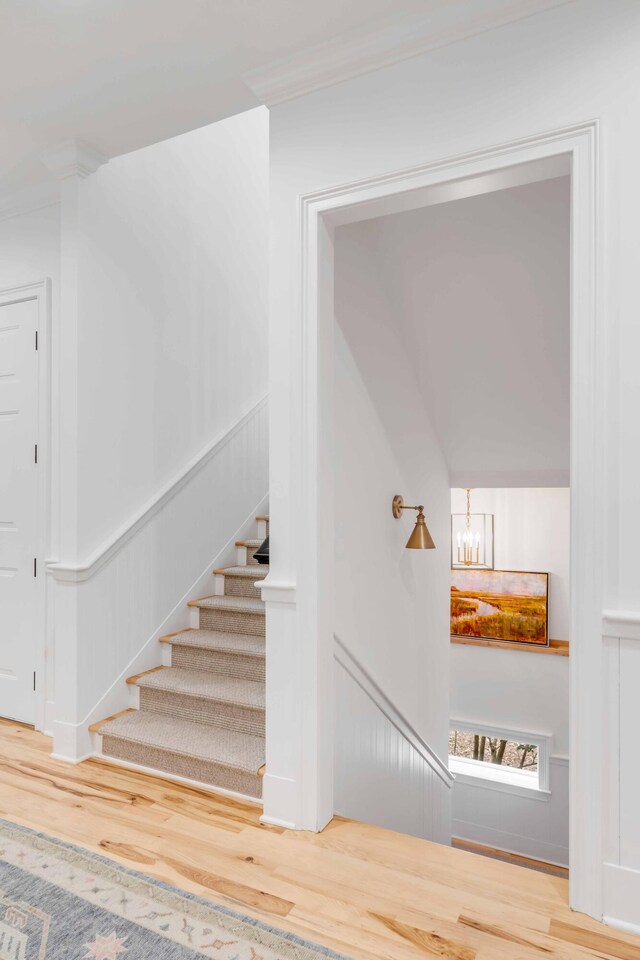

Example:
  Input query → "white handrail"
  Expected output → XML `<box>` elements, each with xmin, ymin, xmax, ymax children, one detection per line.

<box><xmin>46</xmin><ymin>395</ymin><xmax>268</xmax><ymax>582</ymax></box>
<box><xmin>334</xmin><ymin>635</ymin><xmax>454</xmax><ymax>788</ymax></box>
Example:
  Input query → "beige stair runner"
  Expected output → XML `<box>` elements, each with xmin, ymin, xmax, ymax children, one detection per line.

<box><xmin>93</xmin><ymin>518</ymin><xmax>268</xmax><ymax>798</ymax></box>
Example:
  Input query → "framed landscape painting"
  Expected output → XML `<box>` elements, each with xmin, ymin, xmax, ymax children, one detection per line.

<box><xmin>451</xmin><ymin>569</ymin><xmax>549</xmax><ymax>646</ymax></box>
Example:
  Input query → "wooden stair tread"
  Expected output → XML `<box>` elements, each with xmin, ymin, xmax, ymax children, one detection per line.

<box><xmin>213</xmin><ymin>564</ymin><xmax>269</xmax><ymax>579</ymax></box>
<box><xmin>187</xmin><ymin>595</ymin><xmax>264</xmax><ymax>614</ymax></box>
<box><xmin>97</xmin><ymin>710</ymin><xmax>264</xmax><ymax>773</ymax></box>
<box><xmin>132</xmin><ymin>665</ymin><xmax>265</xmax><ymax>708</ymax></box>
<box><xmin>159</xmin><ymin>629</ymin><xmax>265</xmax><ymax>657</ymax></box>
<box><xmin>126</xmin><ymin>665</ymin><xmax>167</xmax><ymax>685</ymax></box>
<box><xmin>89</xmin><ymin>708</ymin><xmax>135</xmax><ymax>734</ymax></box>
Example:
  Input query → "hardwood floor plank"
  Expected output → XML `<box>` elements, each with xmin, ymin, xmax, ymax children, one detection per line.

<box><xmin>0</xmin><ymin>720</ymin><xmax>638</xmax><ymax>960</ymax></box>
<box><xmin>372</xmin><ymin>914</ymin><xmax>477</xmax><ymax>960</ymax></box>
<box><xmin>549</xmin><ymin>921</ymin><xmax>640</xmax><ymax>960</ymax></box>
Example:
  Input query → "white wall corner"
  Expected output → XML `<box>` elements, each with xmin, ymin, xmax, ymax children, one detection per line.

<box><xmin>42</xmin><ymin>140</ymin><xmax>108</xmax><ymax>181</ymax></box>
<box><xmin>241</xmin><ymin>0</ymin><xmax>571</xmax><ymax>106</ymax></box>
<box><xmin>50</xmin><ymin>719</ymin><xmax>93</xmax><ymax>764</ymax></box>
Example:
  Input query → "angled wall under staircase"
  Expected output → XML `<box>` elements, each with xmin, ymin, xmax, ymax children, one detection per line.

<box><xmin>91</xmin><ymin>519</ymin><xmax>268</xmax><ymax>799</ymax></box>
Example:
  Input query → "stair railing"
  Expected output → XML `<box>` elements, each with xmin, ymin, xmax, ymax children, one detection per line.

<box><xmin>334</xmin><ymin>634</ymin><xmax>454</xmax><ymax>788</ymax></box>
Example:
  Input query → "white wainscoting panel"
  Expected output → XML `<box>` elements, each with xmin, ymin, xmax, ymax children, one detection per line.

<box><xmin>452</xmin><ymin>756</ymin><xmax>569</xmax><ymax>867</ymax></box>
<box><xmin>334</xmin><ymin>641</ymin><xmax>452</xmax><ymax>845</ymax></box>
<box><xmin>602</xmin><ymin>610</ymin><xmax>640</xmax><ymax>928</ymax></box>
<box><xmin>48</xmin><ymin>397</ymin><xmax>268</xmax><ymax>759</ymax></box>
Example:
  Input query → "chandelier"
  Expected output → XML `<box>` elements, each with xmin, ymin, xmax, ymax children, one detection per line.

<box><xmin>457</xmin><ymin>489</ymin><xmax>481</xmax><ymax>565</ymax></box>
<box><xmin>451</xmin><ymin>489</ymin><xmax>493</xmax><ymax>569</ymax></box>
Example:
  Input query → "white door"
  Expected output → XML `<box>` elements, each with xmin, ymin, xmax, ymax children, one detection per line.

<box><xmin>0</xmin><ymin>295</ymin><xmax>39</xmax><ymax>724</ymax></box>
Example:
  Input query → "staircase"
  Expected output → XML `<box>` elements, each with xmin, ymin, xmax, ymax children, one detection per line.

<box><xmin>90</xmin><ymin>517</ymin><xmax>268</xmax><ymax>799</ymax></box>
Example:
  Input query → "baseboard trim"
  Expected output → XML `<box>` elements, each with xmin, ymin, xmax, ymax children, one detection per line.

<box><xmin>452</xmin><ymin>817</ymin><xmax>568</xmax><ymax>868</ymax></box>
<box><xmin>452</xmin><ymin>837</ymin><xmax>569</xmax><ymax>877</ymax></box>
<box><xmin>603</xmin><ymin>861</ymin><xmax>640</xmax><ymax>929</ymax></box>
<box><xmin>603</xmin><ymin>916</ymin><xmax>640</xmax><ymax>937</ymax></box>
<box><xmin>259</xmin><ymin>815</ymin><xmax>296</xmax><ymax>830</ymax></box>
<box><xmin>50</xmin><ymin>752</ymin><xmax>94</xmax><ymax>765</ymax></box>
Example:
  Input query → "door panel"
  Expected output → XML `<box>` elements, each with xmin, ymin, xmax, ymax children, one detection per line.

<box><xmin>0</xmin><ymin>296</ymin><xmax>38</xmax><ymax>724</ymax></box>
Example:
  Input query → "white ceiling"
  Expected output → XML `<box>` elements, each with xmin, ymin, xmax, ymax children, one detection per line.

<box><xmin>335</xmin><ymin>175</ymin><xmax>571</xmax><ymax>487</ymax></box>
<box><xmin>1</xmin><ymin>0</ymin><xmax>569</xmax><ymax>211</ymax></box>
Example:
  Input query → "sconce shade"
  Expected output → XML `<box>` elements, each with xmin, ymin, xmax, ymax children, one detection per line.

<box><xmin>405</xmin><ymin>511</ymin><xmax>436</xmax><ymax>550</ymax></box>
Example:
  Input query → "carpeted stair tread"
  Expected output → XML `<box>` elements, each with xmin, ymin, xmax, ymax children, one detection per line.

<box><xmin>99</xmin><ymin>711</ymin><xmax>264</xmax><ymax>773</ymax></box>
<box><xmin>218</xmin><ymin>565</ymin><xmax>269</xmax><ymax>579</ymax></box>
<box><xmin>135</xmin><ymin>666</ymin><xmax>265</xmax><ymax>708</ymax></box>
<box><xmin>193</xmin><ymin>595</ymin><xmax>264</xmax><ymax>614</ymax></box>
<box><xmin>168</xmin><ymin>629</ymin><xmax>265</xmax><ymax>657</ymax></box>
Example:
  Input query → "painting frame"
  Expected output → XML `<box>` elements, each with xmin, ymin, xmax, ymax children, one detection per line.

<box><xmin>451</xmin><ymin>568</ymin><xmax>549</xmax><ymax>647</ymax></box>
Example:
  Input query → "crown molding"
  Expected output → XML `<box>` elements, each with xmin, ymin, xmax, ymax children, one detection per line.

<box><xmin>42</xmin><ymin>139</ymin><xmax>108</xmax><ymax>181</ymax></box>
<box><xmin>0</xmin><ymin>184</ymin><xmax>60</xmax><ymax>223</ymax></box>
<box><xmin>242</xmin><ymin>0</ymin><xmax>572</xmax><ymax>106</ymax></box>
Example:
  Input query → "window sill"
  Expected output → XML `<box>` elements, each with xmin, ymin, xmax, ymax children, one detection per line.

<box><xmin>449</xmin><ymin>757</ymin><xmax>550</xmax><ymax>801</ymax></box>
<box><xmin>451</xmin><ymin>637</ymin><xmax>569</xmax><ymax>656</ymax></box>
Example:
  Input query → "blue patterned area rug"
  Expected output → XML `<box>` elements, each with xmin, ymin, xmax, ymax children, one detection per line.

<box><xmin>0</xmin><ymin>819</ymin><xmax>351</xmax><ymax>959</ymax></box>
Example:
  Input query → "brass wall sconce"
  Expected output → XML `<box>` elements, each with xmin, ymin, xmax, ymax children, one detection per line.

<box><xmin>392</xmin><ymin>495</ymin><xmax>436</xmax><ymax>550</ymax></box>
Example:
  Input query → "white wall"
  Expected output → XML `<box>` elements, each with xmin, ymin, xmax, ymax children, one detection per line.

<box><xmin>450</xmin><ymin>487</ymin><xmax>569</xmax><ymax>864</ymax></box>
<box><xmin>267</xmin><ymin>0</ymin><xmax>640</xmax><ymax>924</ymax></box>
<box><xmin>0</xmin><ymin>204</ymin><xmax>60</xmax><ymax>292</ymax></box>
<box><xmin>42</xmin><ymin>107</ymin><xmax>269</xmax><ymax>756</ymax></box>
<box><xmin>76</xmin><ymin>109</ymin><xmax>269</xmax><ymax>555</ymax></box>
<box><xmin>334</xmin><ymin>224</ymin><xmax>451</xmax><ymax>763</ymax></box>
<box><xmin>357</xmin><ymin>178</ymin><xmax>571</xmax><ymax>488</ymax></box>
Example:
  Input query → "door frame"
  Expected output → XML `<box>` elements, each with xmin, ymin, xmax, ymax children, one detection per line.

<box><xmin>0</xmin><ymin>278</ymin><xmax>51</xmax><ymax>732</ymax></box>
<box><xmin>292</xmin><ymin>121</ymin><xmax>603</xmax><ymax>917</ymax></box>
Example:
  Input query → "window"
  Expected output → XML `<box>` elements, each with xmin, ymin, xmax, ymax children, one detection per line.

<box><xmin>449</xmin><ymin>721</ymin><xmax>551</xmax><ymax>799</ymax></box>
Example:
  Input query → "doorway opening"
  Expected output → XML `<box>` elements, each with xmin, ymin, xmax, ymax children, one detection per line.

<box><xmin>295</xmin><ymin>122</ymin><xmax>603</xmax><ymax>915</ymax></box>
<box><xmin>332</xmin><ymin>165</ymin><xmax>571</xmax><ymax>872</ymax></box>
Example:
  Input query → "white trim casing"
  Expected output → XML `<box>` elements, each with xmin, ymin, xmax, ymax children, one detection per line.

<box><xmin>450</xmin><ymin>757</ymin><xmax>548</xmax><ymax>801</ymax></box>
<box><xmin>0</xmin><ymin>279</ymin><xmax>52</xmax><ymax>733</ymax></box>
<box><xmin>269</xmin><ymin>120</ymin><xmax>602</xmax><ymax>920</ymax></box>
<box><xmin>449</xmin><ymin>717</ymin><xmax>552</xmax><ymax>793</ymax></box>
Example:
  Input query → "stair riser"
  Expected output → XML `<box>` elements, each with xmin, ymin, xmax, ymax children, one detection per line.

<box><xmin>101</xmin><ymin>736</ymin><xmax>262</xmax><ymax>799</ymax></box>
<box><xmin>171</xmin><ymin>645</ymin><xmax>265</xmax><ymax>681</ymax></box>
<box><xmin>139</xmin><ymin>687</ymin><xmax>265</xmax><ymax>737</ymax></box>
<box><xmin>223</xmin><ymin>577</ymin><xmax>263</xmax><ymax>600</ymax></box>
<box><xmin>198</xmin><ymin>608</ymin><xmax>265</xmax><ymax>637</ymax></box>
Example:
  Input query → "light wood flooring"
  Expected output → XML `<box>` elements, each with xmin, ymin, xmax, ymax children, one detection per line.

<box><xmin>0</xmin><ymin>719</ymin><xmax>638</xmax><ymax>960</ymax></box>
